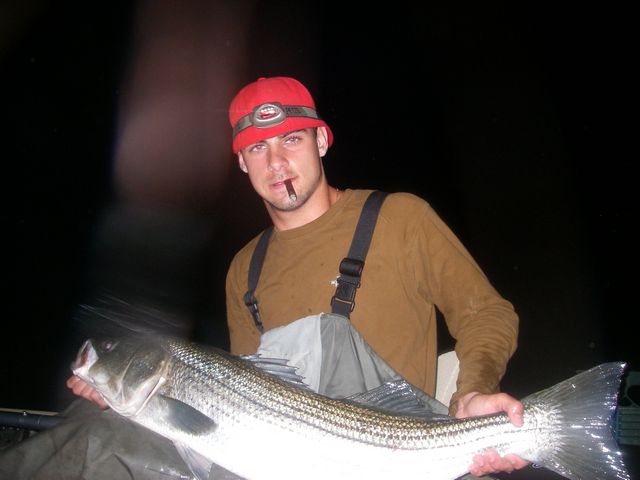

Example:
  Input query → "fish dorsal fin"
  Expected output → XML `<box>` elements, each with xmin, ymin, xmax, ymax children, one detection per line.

<box><xmin>242</xmin><ymin>354</ymin><xmax>312</xmax><ymax>390</ymax></box>
<box><xmin>346</xmin><ymin>379</ymin><xmax>451</xmax><ymax>420</ymax></box>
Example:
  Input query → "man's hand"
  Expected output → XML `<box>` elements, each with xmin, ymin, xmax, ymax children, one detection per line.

<box><xmin>66</xmin><ymin>375</ymin><xmax>109</xmax><ymax>409</ymax></box>
<box><xmin>455</xmin><ymin>392</ymin><xmax>530</xmax><ymax>476</ymax></box>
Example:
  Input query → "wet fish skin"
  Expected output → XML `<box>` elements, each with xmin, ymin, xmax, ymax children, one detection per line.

<box><xmin>72</xmin><ymin>336</ymin><xmax>630</xmax><ymax>480</ymax></box>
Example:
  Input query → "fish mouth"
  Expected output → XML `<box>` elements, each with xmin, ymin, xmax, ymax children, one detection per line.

<box><xmin>71</xmin><ymin>339</ymin><xmax>98</xmax><ymax>378</ymax></box>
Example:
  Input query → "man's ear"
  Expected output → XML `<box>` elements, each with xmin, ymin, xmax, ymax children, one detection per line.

<box><xmin>238</xmin><ymin>154</ymin><xmax>248</xmax><ymax>173</ymax></box>
<box><xmin>316</xmin><ymin>127</ymin><xmax>329</xmax><ymax>157</ymax></box>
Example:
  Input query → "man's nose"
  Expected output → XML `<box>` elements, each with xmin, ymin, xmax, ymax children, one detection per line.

<box><xmin>266</xmin><ymin>145</ymin><xmax>289</xmax><ymax>171</ymax></box>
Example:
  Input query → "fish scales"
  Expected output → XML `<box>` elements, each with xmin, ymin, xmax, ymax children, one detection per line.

<box><xmin>71</xmin><ymin>336</ymin><xmax>630</xmax><ymax>480</ymax></box>
<box><xmin>167</xmin><ymin>340</ymin><xmax>498</xmax><ymax>449</ymax></box>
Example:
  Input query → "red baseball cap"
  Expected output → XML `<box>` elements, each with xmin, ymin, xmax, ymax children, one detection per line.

<box><xmin>228</xmin><ymin>77</ymin><xmax>334</xmax><ymax>153</ymax></box>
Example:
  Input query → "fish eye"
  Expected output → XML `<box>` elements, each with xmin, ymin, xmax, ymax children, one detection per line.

<box><xmin>101</xmin><ymin>339</ymin><xmax>116</xmax><ymax>352</ymax></box>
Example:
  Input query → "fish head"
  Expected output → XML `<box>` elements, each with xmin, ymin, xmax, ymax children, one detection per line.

<box><xmin>71</xmin><ymin>337</ymin><xmax>171</xmax><ymax>416</ymax></box>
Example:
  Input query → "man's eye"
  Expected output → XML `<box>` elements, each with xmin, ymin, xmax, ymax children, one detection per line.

<box><xmin>284</xmin><ymin>136</ymin><xmax>300</xmax><ymax>144</ymax></box>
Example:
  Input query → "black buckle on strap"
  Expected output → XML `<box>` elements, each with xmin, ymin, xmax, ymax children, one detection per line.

<box><xmin>330</xmin><ymin>258</ymin><xmax>364</xmax><ymax>314</ymax></box>
<box><xmin>338</xmin><ymin>258</ymin><xmax>364</xmax><ymax>278</ymax></box>
<box><xmin>243</xmin><ymin>291</ymin><xmax>264</xmax><ymax>333</ymax></box>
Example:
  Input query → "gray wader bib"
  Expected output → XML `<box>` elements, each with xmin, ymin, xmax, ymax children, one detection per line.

<box><xmin>257</xmin><ymin>312</ymin><xmax>448</xmax><ymax>414</ymax></box>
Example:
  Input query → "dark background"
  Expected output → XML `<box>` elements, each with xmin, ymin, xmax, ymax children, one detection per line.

<box><xmin>3</xmin><ymin>1</ymin><xmax>637</xmax><ymax>477</ymax></box>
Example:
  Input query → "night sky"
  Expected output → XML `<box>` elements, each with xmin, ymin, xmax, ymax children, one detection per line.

<box><xmin>3</xmin><ymin>1</ymin><xmax>637</xmax><ymax>476</ymax></box>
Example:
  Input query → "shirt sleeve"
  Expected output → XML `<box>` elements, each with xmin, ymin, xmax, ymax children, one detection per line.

<box><xmin>409</xmin><ymin>201</ymin><xmax>519</xmax><ymax>415</ymax></box>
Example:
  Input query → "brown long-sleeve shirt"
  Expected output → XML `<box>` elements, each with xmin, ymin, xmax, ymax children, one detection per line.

<box><xmin>225</xmin><ymin>189</ymin><xmax>518</xmax><ymax>413</ymax></box>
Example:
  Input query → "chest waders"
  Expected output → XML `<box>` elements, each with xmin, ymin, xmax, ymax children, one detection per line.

<box><xmin>242</xmin><ymin>190</ymin><xmax>449</xmax><ymax>414</ymax></box>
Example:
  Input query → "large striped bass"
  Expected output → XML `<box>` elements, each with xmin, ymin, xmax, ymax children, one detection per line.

<box><xmin>71</xmin><ymin>335</ymin><xmax>630</xmax><ymax>480</ymax></box>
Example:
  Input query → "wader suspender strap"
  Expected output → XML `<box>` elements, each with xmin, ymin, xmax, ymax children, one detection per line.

<box><xmin>330</xmin><ymin>190</ymin><xmax>388</xmax><ymax>318</ymax></box>
<box><xmin>243</xmin><ymin>190</ymin><xmax>388</xmax><ymax>331</ymax></box>
<box><xmin>243</xmin><ymin>225</ymin><xmax>274</xmax><ymax>333</ymax></box>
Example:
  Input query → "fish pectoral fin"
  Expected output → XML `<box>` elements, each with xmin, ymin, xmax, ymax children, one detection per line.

<box><xmin>152</xmin><ymin>394</ymin><xmax>217</xmax><ymax>435</ymax></box>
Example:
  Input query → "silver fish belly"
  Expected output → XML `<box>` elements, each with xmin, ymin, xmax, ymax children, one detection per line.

<box><xmin>72</xmin><ymin>337</ymin><xmax>630</xmax><ymax>480</ymax></box>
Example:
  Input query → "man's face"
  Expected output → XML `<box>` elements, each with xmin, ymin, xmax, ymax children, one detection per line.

<box><xmin>237</xmin><ymin>127</ymin><xmax>329</xmax><ymax>211</ymax></box>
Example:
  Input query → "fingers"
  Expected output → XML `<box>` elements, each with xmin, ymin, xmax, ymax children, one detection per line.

<box><xmin>66</xmin><ymin>375</ymin><xmax>109</xmax><ymax>409</ymax></box>
<box><xmin>457</xmin><ymin>392</ymin><xmax>524</xmax><ymax>427</ymax></box>
<box><xmin>469</xmin><ymin>450</ymin><xmax>529</xmax><ymax>476</ymax></box>
<box><xmin>505</xmin><ymin>453</ymin><xmax>530</xmax><ymax>470</ymax></box>
<box><xmin>89</xmin><ymin>391</ymin><xmax>109</xmax><ymax>410</ymax></box>
<box><xmin>66</xmin><ymin>375</ymin><xmax>85</xmax><ymax>391</ymax></box>
<box><xmin>507</xmin><ymin>404</ymin><xmax>524</xmax><ymax>427</ymax></box>
<box><xmin>497</xmin><ymin>393</ymin><xmax>524</xmax><ymax>427</ymax></box>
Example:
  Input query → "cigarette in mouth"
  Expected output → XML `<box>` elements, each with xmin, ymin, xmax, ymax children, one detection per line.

<box><xmin>284</xmin><ymin>179</ymin><xmax>297</xmax><ymax>201</ymax></box>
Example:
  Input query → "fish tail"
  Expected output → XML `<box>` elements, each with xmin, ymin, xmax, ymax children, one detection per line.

<box><xmin>522</xmin><ymin>362</ymin><xmax>629</xmax><ymax>480</ymax></box>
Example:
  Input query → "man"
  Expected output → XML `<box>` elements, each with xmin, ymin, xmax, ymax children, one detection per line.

<box><xmin>66</xmin><ymin>76</ymin><xmax>527</xmax><ymax>477</ymax></box>
<box><xmin>224</xmin><ymin>76</ymin><xmax>528</xmax><ymax>476</ymax></box>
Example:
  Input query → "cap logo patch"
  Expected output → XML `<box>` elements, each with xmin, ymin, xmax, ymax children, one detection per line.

<box><xmin>252</xmin><ymin>102</ymin><xmax>286</xmax><ymax>129</ymax></box>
